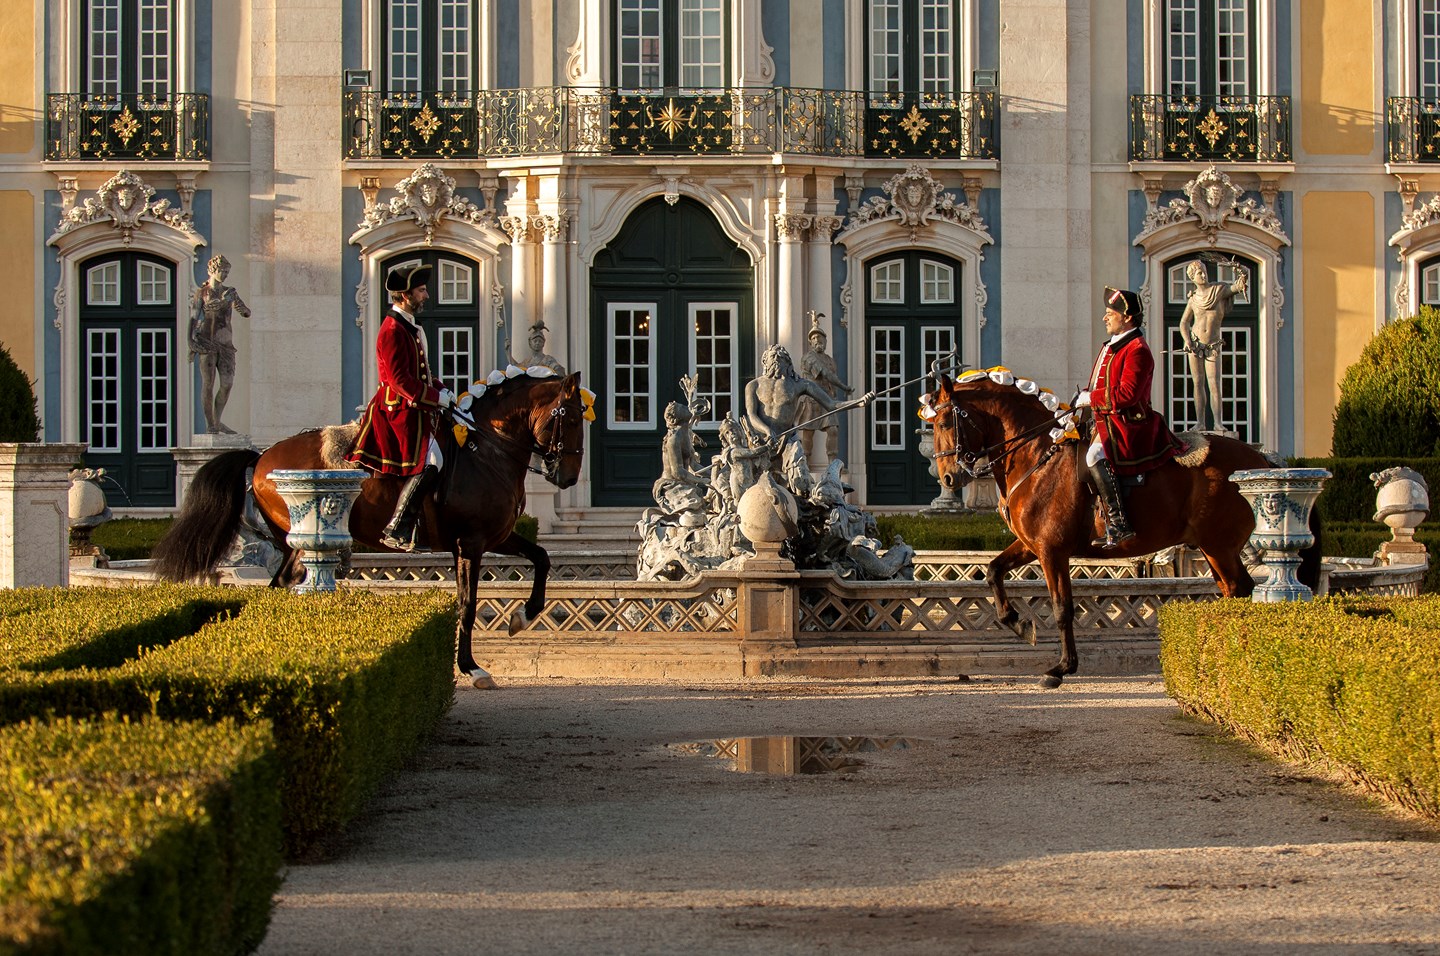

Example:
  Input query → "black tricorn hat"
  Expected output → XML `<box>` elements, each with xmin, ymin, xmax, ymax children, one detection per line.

<box><xmin>1103</xmin><ymin>286</ymin><xmax>1143</xmax><ymax>319</ymax></box>
<box><xmin>385</xmin><ymin>263</ymin><xmax>432</xmax><ymax>294</ymax></box>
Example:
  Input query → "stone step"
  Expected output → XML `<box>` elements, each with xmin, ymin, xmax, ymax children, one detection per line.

<box><xmin>545</xmin><ymin>508</ymin><xmax>643</xmax><ymax>550</ymax></box>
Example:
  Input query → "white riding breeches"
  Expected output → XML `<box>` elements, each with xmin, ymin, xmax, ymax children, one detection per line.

<box><xmin>427</xmin><ymin>436</ymin><xmax>444</xmax><ymax>469</ymax></box>
<box><xmin>1085</xmin><ymin>439</ymin><xmax>1107</xmax><ymax>468</ymax></box>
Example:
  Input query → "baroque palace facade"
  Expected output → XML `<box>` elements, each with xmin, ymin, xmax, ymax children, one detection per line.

<box><xmin>0</xmin><ymin>0</ymin><xmax>1431</xmax><ymax>515</ymax></box>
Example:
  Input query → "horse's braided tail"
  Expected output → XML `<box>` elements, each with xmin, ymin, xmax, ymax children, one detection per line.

<box><xmin>151</xmin><ymin>448</ymin><xmax>260</xmax><ymax>583</ymax></box>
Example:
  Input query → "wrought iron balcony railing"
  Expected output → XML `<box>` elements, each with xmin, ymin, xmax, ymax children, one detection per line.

<box><xmin>46</xmin><ymin>92</ymin><xmax>210</xmax><ymax>162</ymax></box>
<box><xmin>1129</xmin><ymin>94</ymin><xmax>1291</xmax><ymax>163</ymax></box>
<box><xmin>343</xmin><ymin>86</ymin><xmax>998</xmax><ymax>161</ymax></box>
<box><xmin>1385</xmin><ymin>96</ymin><xmax>1440</xmax><ymax>163</ymax></box>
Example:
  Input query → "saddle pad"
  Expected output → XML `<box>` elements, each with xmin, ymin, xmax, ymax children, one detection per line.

<box><xmin>1173</xmin><ymin>430</ymin><xmax>1210</xmax><ymax>468</ymax></box>
<box><xmin>320</xmin><ymin>421</ymin><xmax>361</xmax><ymax>469</ymax></box>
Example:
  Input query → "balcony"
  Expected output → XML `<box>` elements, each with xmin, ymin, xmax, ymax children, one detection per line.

<box><xmin>1129</xmin><ymin>94</ymin><xmax>1291</xmax><ymax>163</ymax></box>
<box><xmin>1385</xmin><ymin>97</ymin><xmax>1440</xmax><ymax>163</ymax></box>
<box><xmin>46</xmin><ymin>93</ymin><xmax>210</xmax><ymax>162</ymax></box>
<box><xmin>342</xmin><ymin>86</ymin><xmax>999</xmax><ymax>162</ymax></box>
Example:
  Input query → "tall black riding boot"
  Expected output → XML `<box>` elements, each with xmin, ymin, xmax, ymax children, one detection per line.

<box><xmin>1087</xmin><ymin>457</ymin><xmax>1136</xmax><ymax>550</ymax></box>
<box><xmin>382</xmin><ymin>465</ymin><xmax>437</xmax><ymax>552</ymax></box>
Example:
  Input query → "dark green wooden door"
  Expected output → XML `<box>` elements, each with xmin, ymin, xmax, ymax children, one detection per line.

<box><xmin>79</xmin><ymin>251</ymin><xmax>177</xmax><ymax>507</ymax></box>
<box><xmin>590</xmin><ymin>197</ymin><xmax>753</xmax><ymax>506</ymax></box>
<box><xmin>864</xmin><ymin>251</ymin><xmax>963</xmax><ymax>505</ymax></box>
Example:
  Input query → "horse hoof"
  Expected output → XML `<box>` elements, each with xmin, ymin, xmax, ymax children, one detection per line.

<box><xmin>507</xmin><ymin>608</ymin><xmax>530</xmax><ymax>636</ymax></box>
<box><xmin>467</xmin><ymin>667</ymin><xmax>498</xmax><ymax>690</ymax></box>
<box><xmin>1039</xmin><ymin>674</ymin><xmax>1063</xmax><ymax>689</ymax></box>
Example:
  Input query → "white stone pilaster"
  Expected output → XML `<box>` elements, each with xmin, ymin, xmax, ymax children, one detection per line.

<box><xmin>0</xmin><ymin>444</ymin><xmax>86</xmax><ymax>588</ymax></box>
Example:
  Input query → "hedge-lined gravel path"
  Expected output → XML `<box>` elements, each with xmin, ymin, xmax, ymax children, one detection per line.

<box><xmin>258</xmin><ymin>676</ymin><xmax>1440</xmax><ymax>955</ymax></box>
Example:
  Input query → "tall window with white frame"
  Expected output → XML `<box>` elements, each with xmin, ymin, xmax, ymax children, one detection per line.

<box><xmin>862</xmin><ymin>0</ymin><xmax>972</xmax><ymax>160</ymax></box>
<box><xmin>1155</xmin><ymin>0</ymin><xmax>1273</xmax><ymax>162</ymax></box>
<box><xmin>614</xmin><ymin>0</ymin><xmax>726</xmax><ymax>90</ymax></box>
<box><xmin>385</xmin><ymin>0</ymin><xmax>474</xmax><ymax>94</ymax></box>
<box><xmin>867</xmin><ymin>0</ymin><xmax>958</xmax><ymax>104</ymax></box>
<box><xmin>1420</xmin><ymin>0</ymin><xmax>1440</xmax><ymax>102</ymax></box>
<box><xmin>83</xmin><ymin>0</ymin><xmax>173</xmax><ymax>97</ymax></box>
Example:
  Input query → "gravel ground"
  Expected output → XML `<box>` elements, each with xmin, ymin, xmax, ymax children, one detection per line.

<box><xmin>258</xmin><ymin>675</ymin><xmax>1440</xmax><ymax>955</ymax></box>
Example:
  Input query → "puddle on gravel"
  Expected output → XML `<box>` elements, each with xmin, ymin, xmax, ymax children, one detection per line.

<box><xmin>669</xmin><ymin>735</ymin><xmax>925</xmax><ymax>775</ymax></box>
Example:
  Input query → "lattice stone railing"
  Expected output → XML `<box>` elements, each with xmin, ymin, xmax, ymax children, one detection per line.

<box><xmin>340</xmin><ymin>549</ymin><xmax>1192</xmax><ymax>584</ymax></box>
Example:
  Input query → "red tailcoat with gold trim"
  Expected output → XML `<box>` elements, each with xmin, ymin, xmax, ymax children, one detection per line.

<box><xmin>1088</xmin><ymin>327</ymin><xmax>1179</xmax><ymax>476</ymax></box>
<box><xmin>347</xmin><ymin>310</ymin><xmax>444</xmax><ymax>477</ymax></box>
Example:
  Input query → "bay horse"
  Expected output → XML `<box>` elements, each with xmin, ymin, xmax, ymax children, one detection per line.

<box><xmin>151</xmin><ymin>369</ymin><xmax>588</xmax><ymax>688</ymax></box>
<box><xmin>927</xmin><ymin>369</ymin><xmax>1321</xmax><ymax>688</ymax></box>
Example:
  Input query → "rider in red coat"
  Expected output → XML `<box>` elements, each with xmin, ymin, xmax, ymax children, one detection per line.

<box><xmin>347</xmin><ymin>263</ymin><xmax>455</xmax><ymax>550</ymax></box>
<box><xmin>1076</xmin><ymin>286</ymin><xmax>1181</xmax><ymax>548</ymax></box>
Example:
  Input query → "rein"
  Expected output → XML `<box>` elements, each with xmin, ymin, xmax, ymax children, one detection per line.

<box><xmin>931</xmin><ymin>399</ymin><xmax>1069</xmax><ymax>478</ymax></box>
<box><xmin>449</xmin><ymin>392</ymin><xmax>581</xmax><ymax>484</ymax></box>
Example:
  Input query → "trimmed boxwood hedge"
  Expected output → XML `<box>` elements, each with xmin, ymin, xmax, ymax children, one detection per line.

<box><xmin>1161</xmin><ymin>595</ymin><xmax>1440</xmax><ymax>821</ymax></box>
<box><xmin>0</xmin><ymin>586</ymin><xmax>243</xmax><ymax>673</ymax></box>
<box><xmin>0</xmin><ymin>715</ymin><xmax>281</xmax><ymax>956</ymax></box>
<box><xmin>0</xmin><ymin>588</ymin><xmax>456</xmax><ymax>857</ymax></box>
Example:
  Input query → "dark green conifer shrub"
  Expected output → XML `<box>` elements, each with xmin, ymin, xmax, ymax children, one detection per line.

<box><xmin>1331</xmin><ymin>306</ymin><xmax>1440</xmax><ymax>456</ymax></box>
<box><xmin>0</xmin><ymin>341</ymin><xmax>39</xmax><ymax>442</ymax></box>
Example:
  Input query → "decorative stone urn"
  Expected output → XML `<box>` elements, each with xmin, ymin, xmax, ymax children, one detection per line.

<box><xmin>268</xmin><ymin>469</ymin><xmax>367</xmax><ymax>593</ymax></box>
<box><xmin>918</xmin><ymin>423</ymin><xmax>968</xmax><ymax>515</ymax></box>
<box><xmin>738</xmin><ymin>472</ymin><xmax>798</xmax><ymax>572</ymax></box>
<box><xmin>68</xmin><ymin>467</ymin><xmax>113</xmax><ymax>566</ymax></box>
<box><xmin>1230</xmin><ymin>467</ymin><xmax>1331</xmax><ymax>602</ymax></box>
<box><xmin>1371</xmin><ymin>466</ymin><xmax>1430</xmax><ymax>566</ymax></box>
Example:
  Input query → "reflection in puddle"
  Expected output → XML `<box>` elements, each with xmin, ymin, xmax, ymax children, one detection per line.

<box><xmin>670</xmin><ymin>735</ymin><xmax>923</xmax><ymax>775</ymax></box>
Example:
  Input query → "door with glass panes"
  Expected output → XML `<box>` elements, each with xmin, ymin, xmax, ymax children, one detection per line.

<box><xmin>590</xmin><ymin>197</ymin><xmax>753</xmax><ymax>505</ymax></box>
<box><xmin>865</xmin><ymin>251</ymin><xmax>963</xmax><ymax>505</ymax></box>
<box><xmin>79</xmin><ymin>252</ymin><xmax>177</xmax><ymax>507</ymax></box>
<box><xmin>1161</xmin><ymin>253</ymin><xmax>1258</xmax><ymax>441</ymax></box>
<box><xmin>379</xmin><ymin>250</ymin><xmax>479</xmax><ymax>398</ymax></box>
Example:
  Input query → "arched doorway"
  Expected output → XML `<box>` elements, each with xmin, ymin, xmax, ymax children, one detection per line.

<box><xmin>864</xmin><ymin>249</ymin><xmax>964</xmax><ymax>505</ymax></box>
<box><xmin>378</xmin><ymin>249</ymin><xmax>482</xmax><ymax>397</ymax></box>
<box><xmin>79</xmin><ymin>250</ymin><xmax>178</xmax><ymax>507</ymax></box>
<box><xmin>589</xmin><ymin>197</ymin><xmax>754</xmax><ymax>506</ymax></box>
<box><xmin>1160</xmin><ymin>252</ymin><xmax>1260</xmax><ymax>441</ymax></box>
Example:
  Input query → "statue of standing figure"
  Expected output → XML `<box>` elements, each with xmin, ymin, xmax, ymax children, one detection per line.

<box><xmin>745</xmin><ymin>344</ymin><xmax>846</xmax><ymax>498</ymax></box>
<box><xmin>189</xmin><ymin>254</ymin><xmax>250</xmax><ymax>435</ymax></box>
<box><xmin>1179</xmin><ymin>258</ymin><xmax>1248</xmax><ymax>434</ymax></box>
<box><xmin>797</xmin><ymin>313</ymin><xmax>855</xmax><ymax>468</ymax></box>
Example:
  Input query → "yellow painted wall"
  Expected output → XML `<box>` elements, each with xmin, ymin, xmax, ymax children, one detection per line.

<box><xmin>1300</xmin><ymin>0</ymin><xmax>1375</xmax><ymax>157</ymax></box>
<box><xmin>0</xmin><ymin>192</ymin><xmax>35</xmax><ymax>380</ymax></box>
<box><xmin>0</xmin><ymin>2</ymin><xmax>35</xmax><ymax>155</ymax></box>
<box><xmin>1301</xmin><ymin>192</ymin><xmax>1375</xmax><ymax>456</ymax></box>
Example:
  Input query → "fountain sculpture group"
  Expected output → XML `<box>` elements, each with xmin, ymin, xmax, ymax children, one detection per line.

<box><xmin>635</xmin><ymin>347</ymin><xmax>914</xmax><ymax>582</ymax></box>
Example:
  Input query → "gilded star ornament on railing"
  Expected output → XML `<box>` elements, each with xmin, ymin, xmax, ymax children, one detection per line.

<box><xmin>650</xmin><ymin>98</ymin><xmax>696</xmax><ymax>139</ymax></box>
<box><xmin>410</xmin><ymin>103</ymin><xmax>441</xmax><ymax>142</ymax></box>
<box><xmin>1197</xmin><ymin>109</ymin><xmax>1228</xmax><ymax>149</ymax></box>
<box><xmin>110</xmin><ymin>106</ymin><xmax>141</xmax><ymax>145</ymax></box>
<box><xmin>899</xmin><ymin>104</ymin><xmax>930</xmax><ymax>143</ymax></box>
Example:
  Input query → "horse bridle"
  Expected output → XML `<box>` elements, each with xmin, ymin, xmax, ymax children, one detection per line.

<box><xmin>447</xmin><ymin>388</ymin><xmax>582</xmax><ymax>485</ymax></box>
<box><xmin>530</xmin><ymin>398</ymin><xmax>584</xmax><ymax>482</ymax></box>
<box><xmin>930</xmin><ymin>393</ymin><xmax>1067</xmax><ymax>479</ymax></box>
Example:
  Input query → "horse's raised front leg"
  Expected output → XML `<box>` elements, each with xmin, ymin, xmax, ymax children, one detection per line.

<box><xmin>987</xmin><ymin>538</ymin><xmax>1037</xmax><ymax>644</ymax></box>
<box><xmin>490</xmin><ymin>531</ymin><xmax>550</xmax><ymax>635</ymax></box>
<box><xmin>454</xmin><ymin>547</ymin><xmax>497</xmax><ymax>690</ymax></box>
<box><xmin>1037</xmin><ymin>556</ymin><xmax>1079</xmax><ymax>689</ymax></box>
